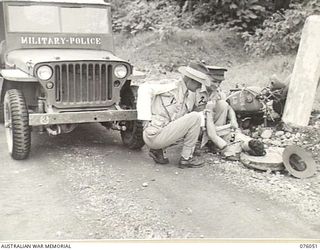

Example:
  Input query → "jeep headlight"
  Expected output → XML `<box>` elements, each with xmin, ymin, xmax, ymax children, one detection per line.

<box><xmin>114</xmin><ymin>65</ymin><xmax>128</xmax><ymax>79</ymax></box>
<box><xmin>37</xmin><ymin>65</ymin><xmax>53</xmax><ymax>81</ymax></box>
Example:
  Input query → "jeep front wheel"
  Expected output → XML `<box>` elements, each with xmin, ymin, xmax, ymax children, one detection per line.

<box><xmin>4</xmin><ymin>89</ymin><xmax>31</xmax><ymax>160</ymax></box>
<box><xmin>120</xmin><ymin>120</ymin><xmax>145</xmax><ymax>150</ymax></box>
<box><xmin>0</xmin><ymin>102</ymin><xmax>4</xmax><ymax>123</ymax></box>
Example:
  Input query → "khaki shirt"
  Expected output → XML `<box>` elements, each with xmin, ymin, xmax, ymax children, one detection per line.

<box><xmin>137</xmin><ymin>79</ymin><xmax>196</xmax><ymax>129</ymax></box>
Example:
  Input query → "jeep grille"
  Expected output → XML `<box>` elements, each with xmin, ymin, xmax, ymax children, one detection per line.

<box><xmin>53</xmin><ymin>62</ymin><xmax>116</xmax><ymax>107</ymax></box>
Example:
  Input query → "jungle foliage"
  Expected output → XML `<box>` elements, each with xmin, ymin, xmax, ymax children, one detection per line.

<box><xmin>108</xmin><ymin>0</ymin><xmax>319</xmax><ymax>56</ymax></box>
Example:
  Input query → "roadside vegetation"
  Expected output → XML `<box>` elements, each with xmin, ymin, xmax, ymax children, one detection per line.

<box><xmin>110</xmin><ymin>0</ymin><xmax>320</xmax><ymax>56</ymax></box>
<box><xmin>110</xmin><ymin>0</ymin><xmax>319</xmax><ymax>94</ymax></box>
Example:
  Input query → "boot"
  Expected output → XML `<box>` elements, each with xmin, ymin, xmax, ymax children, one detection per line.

<box><xmin>193</xmin><ymin>141</ymin><xmax>202</xmax><ymax>156</ymax></box>
<box><xmin>179</xmin><ymin>157</ymin><xmax>204</xmax><ymax>169</ymax></box>
<box><xmin>149</xmin><ymin>149</ymin><xmax>169</xmax><ymax>164</ymax></box>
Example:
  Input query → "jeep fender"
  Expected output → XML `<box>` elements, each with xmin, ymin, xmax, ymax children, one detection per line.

<box><xmin>0</xmin><ymin>69</ymin><xmax>37</xmax><ymax>102</ymax></box>
<box><xmin>0</xmin><ymin>69</ymin><xmax>37</xmax><ymax>82</ymax></box>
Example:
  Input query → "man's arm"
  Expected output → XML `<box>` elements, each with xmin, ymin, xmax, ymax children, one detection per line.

<box><xmin>227</xmin><ymin>105</ymin><xmax>239</xmax><ymax>129</ymax></box>
<box><xmin>205</xmin><ymin>111</ymin><xmax>227</xmax><ymax>149</ymax></box>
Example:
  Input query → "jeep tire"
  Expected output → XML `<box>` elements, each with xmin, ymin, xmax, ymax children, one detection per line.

<box><xmin>120</xmin><ymin>84</ymin><xmax>145</xmax><ymax>150</ymax></box>
<box><xmin>0</xmin><ymin>102</ymin><xmax>4</xmax><ymax>123</ymax></box>
<box><xmin>121</xmin><ymin>120</ymin><xmax>144</xmax><ymax>150</ymax></box>
<box><xmin>4</xmin><ymin>89</ymin><xmax>31</xmax><ymax>160</ymax></box>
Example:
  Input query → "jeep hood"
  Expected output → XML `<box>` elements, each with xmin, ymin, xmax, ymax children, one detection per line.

<box><xmin>6</xmin><ymin>49</ymin><xmax>127</xmax><ymax>75</ymax></box>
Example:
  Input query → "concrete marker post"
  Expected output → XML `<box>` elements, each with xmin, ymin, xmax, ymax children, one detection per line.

<box><xmin>282</xmin><ymin>15</ymin><xmax>320</xmax><ymax>127</ymax></box>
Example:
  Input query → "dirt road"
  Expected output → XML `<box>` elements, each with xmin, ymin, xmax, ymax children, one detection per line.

<box><xmin>0</xmin><ymin>123</ymin><xmax>319</xmax><ymax>240</ymax></box>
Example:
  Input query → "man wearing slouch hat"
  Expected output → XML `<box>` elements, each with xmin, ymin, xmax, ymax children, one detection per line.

<box><xmin>137</xmin><ymin>62</ymin><xmax>215</xmax><ymax>168</ymax></box>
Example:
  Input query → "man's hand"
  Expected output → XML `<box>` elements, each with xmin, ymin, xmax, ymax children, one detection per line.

<box><xmin>203</xmin><ymin>109</ymin><xmax>213</xmax><ymax>116</ymax></box>
<box><xmin>205</xmin><ymin>100</ymin><xmax>216</xmax><ymax>111</ymax></box>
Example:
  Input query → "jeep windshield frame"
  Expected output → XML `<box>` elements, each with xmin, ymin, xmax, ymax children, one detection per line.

<box><xmin>7</xmin><ymin>4</ymin><xmax>111</xmax><ymax>34</ymax></box>
<box><xmin>2</xmin><ymin>1</ymin><xmax>114</xmax><ymax>52</ymax></box>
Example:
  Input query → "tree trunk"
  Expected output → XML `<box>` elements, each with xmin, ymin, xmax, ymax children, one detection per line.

<box><xmin>188</xmin><ymin>0</ymin><xmax>192</xmax><ymax>12</ymax></box>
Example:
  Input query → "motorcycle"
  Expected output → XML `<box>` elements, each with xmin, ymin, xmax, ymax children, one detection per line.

<box><xmin>226</xmin><ymin>81</ymin><xmax>288</xmax><ymax>129</ymax></box>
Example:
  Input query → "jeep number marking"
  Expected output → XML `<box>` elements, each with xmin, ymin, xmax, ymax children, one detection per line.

<box><xmin>40</xmin><ymin>115</ymin><xmax>50</xmax><ymax>125</ymax></box>
<box><xmin>20</xmin><ymin>36</ymin><xmax>102</xmax><ymax>46</ymax></box>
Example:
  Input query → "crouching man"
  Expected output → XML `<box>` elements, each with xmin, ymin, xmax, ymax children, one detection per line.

<box><xmin>137</xmin><ymin>63</ymin><xmax>216</xmax><ymax>168</ymax></box>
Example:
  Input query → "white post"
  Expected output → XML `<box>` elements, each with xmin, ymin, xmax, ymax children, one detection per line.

<box><xmin>282</xmin><ymin>15</ymin><xmax>320</xmax><ymax>127</ymax></box>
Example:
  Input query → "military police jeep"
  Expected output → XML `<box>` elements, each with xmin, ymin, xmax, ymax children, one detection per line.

<box><xmin>0</xmin><ymin>0</ymin><xmax>145</xmax><ymax>160</ymax></box>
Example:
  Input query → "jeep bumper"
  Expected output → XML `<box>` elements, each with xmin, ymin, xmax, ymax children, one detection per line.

<box><xmin>29</xmin><ymin>110</ymin><xmax>137</xmax><ymax>126</ymax></box>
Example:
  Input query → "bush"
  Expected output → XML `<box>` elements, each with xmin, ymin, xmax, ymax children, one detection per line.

<box><xmin>111</xmin><ymin>0</ymin><xmax>182</xmax><ymax>35</ymax></box>
<box><xmin>111</xmin><ymin>0</ymin><xmax>272</xmax><ymax>33</ymax></box>
<box><xmin>243</xmin><ymin>0</ymin><xmax>320</xmax><ymax>56</ymax></box>
<box><xmin>191</xmin><ymin>0</ymin><xmax>270</xmax><ymax>32</ymax></box>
